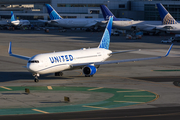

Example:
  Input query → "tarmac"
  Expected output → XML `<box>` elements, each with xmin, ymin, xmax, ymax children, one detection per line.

<box><xmin>0</xmin><ymin>29</ymin><xmax>180</xmax><ymax>119</ymax></box>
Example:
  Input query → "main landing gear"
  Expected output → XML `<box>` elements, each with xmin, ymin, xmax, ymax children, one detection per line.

<box><xmin>55</xmin><ymin>72</ymin><xmax>63</xmax><ymax>76</ymax></box>
<box><xmin>85</xmin><ymin>75</ymin><xmax>93</xmax><ymax>77</ymax></box>
<box><xmin>33</xmin><ymin>73</ymin><xmax>40</xmax><ymax>83</ymax></box>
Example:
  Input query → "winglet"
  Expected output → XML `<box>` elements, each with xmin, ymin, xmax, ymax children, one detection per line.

<box><xmin>11</xmin><ymin>11</ymin><xmax>16</xmax><ymax>22</ymax></box>
<box><xmin>8</xmin><ymin>42</ymin><xmax>12</xmax><ymax>55</ymax></box>
<box><xmin>165</xmin><ymin>44</ymin><xmax>173</xmax><ymax>57</ymax></box>
<box><xmin>45</xmin><ymin>4</ymin><xmax>62</xmax><ymax>20</ymax></box>
<box><xmin>156</xmin><ymin>3</ymin><xmax>178</xmax><ymax>25</ymax></box>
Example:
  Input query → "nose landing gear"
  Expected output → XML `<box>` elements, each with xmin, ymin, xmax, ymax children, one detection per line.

<box><xmin>33</xmin><ymin>73</ymin><xmax>40</xmax><ymax>82</ymax></box>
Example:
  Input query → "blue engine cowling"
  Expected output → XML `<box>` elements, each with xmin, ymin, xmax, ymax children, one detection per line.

<box><xmin>83</xmin><ymin>65</ymin><xmax>97</xmax><ymax>76</ymax></box>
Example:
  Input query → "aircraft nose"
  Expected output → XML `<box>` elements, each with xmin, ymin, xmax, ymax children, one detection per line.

<box><xmin>27</xmin><ymin>63</ymin><xmax>37</xmax><ymax>73</ymax></box>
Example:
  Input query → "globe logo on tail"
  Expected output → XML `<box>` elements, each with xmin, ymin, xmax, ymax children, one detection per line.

<box><xmin>163</xmin><ymin>13</ymin><xmax>178</xmax><ymax>25</ymax></box>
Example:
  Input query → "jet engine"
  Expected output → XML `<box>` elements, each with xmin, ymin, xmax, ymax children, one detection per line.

<box><xmin>83</xmin><ymin>65</ymin><xmax>97</xmax><ymax>77</ymax></box>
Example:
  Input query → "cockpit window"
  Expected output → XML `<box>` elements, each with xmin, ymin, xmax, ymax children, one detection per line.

<box><xmin>28</xmin><ymin>60</ymin><xmax>39</xmax><ymax>63</ymax></box>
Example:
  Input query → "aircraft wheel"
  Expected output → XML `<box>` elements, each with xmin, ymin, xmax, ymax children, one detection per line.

<box><xmin>55</xmin><ymin>72</ymin><xmax>63</xmax><ymax>76</ymax></box>
<box><xmin>34</xmin><ymin>78</ymin><xmax>39</xmax><ymax>83</ymax></box>
<box><xmin>173</xmin><ymin>81</ymin><xmax>180</xmax><ymax>86</ymax></box>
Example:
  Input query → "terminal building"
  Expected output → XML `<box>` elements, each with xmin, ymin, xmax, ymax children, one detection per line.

<box><xmin>0</xmin><ymin>0</ymin><xmax>180</xmax><ymax>21</ymax></box>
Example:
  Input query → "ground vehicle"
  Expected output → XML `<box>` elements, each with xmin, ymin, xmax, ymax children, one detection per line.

<box><xmin>161</xmin><ymin>37</ymin><xmax>174</xmax><ymax>43</ymax></box>
<box><xmin>161</xmin><ymin>34</ymin><xmax>180</xmax><ymax>43</ymax></box>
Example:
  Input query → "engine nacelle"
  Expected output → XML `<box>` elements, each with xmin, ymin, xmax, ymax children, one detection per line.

<box><xmin>83</xmin><ymin>65</ymin><xmax>97</xmax><ymax>76</ymax></box>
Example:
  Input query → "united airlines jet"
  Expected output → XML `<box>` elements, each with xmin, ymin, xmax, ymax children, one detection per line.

<box><xmin>45</xmin><ymin>4</ymin><xmax>103</xmax><ymax>28</ymax></box>
<box><xmin>8</xmin><ymin>17</ymin><xmax>173</xmax><ymax>82</ymax></box>
<box><xmin>100</xmin><ymin>5</ymin><xmax>162</xmax><ymax>34</ymax></box>
<box><xmin>156</xmin><ymin>3</ymin><xmax>180</xmax><ymax>34</ymax></box>
<box><xmin>10</xmin><ymin>11</ymin><xmax>30</xmax><ymax>26</ymax></box>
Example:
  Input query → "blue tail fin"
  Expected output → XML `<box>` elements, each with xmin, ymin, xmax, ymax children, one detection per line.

<box><xmin>100</xmin><ymin>5</ymin><xmax>119</xmax><ymax>21</ymax></box>
<box><xmin>156</xmin><ymin>3</ymin><xmax>178</xmax><ymax>25</ymax></box>
<box><xmin>45</xmin><ymin>4</ymin><xmax>62</xmax><ymax>20</ymax></box>
<box><xmin>98</xmin><ymin>16</ymin><xmax>113</xmax><ymax>50</ymax></box>
<box><xmin>11</xmin><ymin>11</ymin><xmax>16</xmax><ymax>21</ymax></box>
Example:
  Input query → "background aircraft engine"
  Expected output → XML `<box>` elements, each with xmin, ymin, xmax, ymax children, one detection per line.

<box><xmin>83</xmin><ymin>65</ymin><xmax>97</xmax><ymax>77</ymax></box>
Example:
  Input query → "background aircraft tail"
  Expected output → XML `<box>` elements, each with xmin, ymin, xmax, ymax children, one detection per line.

<box><xmin>11</xmin><ymin>11</ymin><xmax>16</xmax><ymax>22</ymax></box>
<box><xmin>45</xmin><ymin>4</ymin><xmax>62</xmax><ymax>20</ymax></box>
<box><xmin>98</xmin><ymin>16</ymin><xmax>113</xmax><ymax>50</ymax></box>
<box><xmin>156</xmin><ymin>3</ymin><xmax>178</xmax><ymax>25</ymax></box>
<box><xmin>100</xmin><ymin>5</ymin><xmax>119</xmax><ymax>21</ymax></box>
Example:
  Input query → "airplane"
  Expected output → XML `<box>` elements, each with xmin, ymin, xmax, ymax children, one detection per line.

<box><xmin>100</xmin><ymin>5</ymin><xmax>162</xmax><ymax>34</ymax></box>
<box><xmin>8</xmin><ymin>16</ymin><xmax>173</xmax><ymax>82</ymax></box>
<box><xmin>44</xmin><ymin>4</ymin><xmax>130</xmax><ymax>29</ymax></box>
<box><xmin>45</xmin><ymin>4</ymin><xmax>103</xmax><ymax>29</ymax></box>
<box><xmin>156</xmin><ymin>3</ymin><xmax>180</xmax><ymax>34</ymax></box>
<box><xmin>10</xmin><ymin>11</ymin><xmax>30</xmax><ymax>27</ymax></box>
<box><xmin>0</xmin><ymin>19</ymin><xmax>8</xmax><ymax>26</ymax></box>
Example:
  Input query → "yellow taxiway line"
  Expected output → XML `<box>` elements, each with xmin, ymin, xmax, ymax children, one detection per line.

<box><xmin>47</xmin><ymin>86</ymin><xmax>53</xmax><ymax>90</ymax></box>
<box><xmin>114</xmin><ymin>101</ymin><xmax>144</xmax><ymax>103</ymax></box>
<box><xmin>32</xmin><ymin>109</ymin><xmax>49</xmax><ymax>114</ymax></box>
<box><xmin>124</xmin><ymin>95</ymin><xmax>156</xmax><ymax>97</ymax></box>
<box><xmin>116</xmin><ymin>90</ymin><xmax>145</xmax><ymax>93</ymax></box>
<box><xmin>83</xmin><ymin>105</ymin><xmax>108</xmax><ymax>109</ymax></box>
<box><xmin>0</xmin><ymin>86</ymin><xmax>12</xmax><ymax>90</ymax></box>
<box><xmin>88</xmin><ymin>87</ymin><xmax>103</xmax><ymax>91</ymax></box>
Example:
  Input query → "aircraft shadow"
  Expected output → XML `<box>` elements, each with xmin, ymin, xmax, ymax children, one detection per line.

<box><xmin>0</xmin><ymin>72</ymin><xmax>73</xmax><ymax>82</ymax></box>
<box><xmin>131</xmin><ymin>76</ymin><xmax>180</xmax><ymax>82</ymax></box>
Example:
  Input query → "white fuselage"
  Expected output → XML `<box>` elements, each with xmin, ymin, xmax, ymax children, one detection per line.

<box><xmin>156</xmin><ymin>23</ymin><xmax>180</xmax><ymax>34</ymax></box>
<box><xmin>113</xmin><ymin>21</ymin><xmax>162</xmax><ymax>32</ymax></box>
<box><xmin>113</xmin><ymin>20</ymin><xmax>180</xmax><ymax>34</ymax></box>
<box><xmin>11</xmin><ymin>20</ymin><xmax>30</xmax><ymax>26</ymax></box>
<box><xmin>27</xmin><ymin>48</ymin><xmax>112</xmax><ymax>74</ymax></box>
<box><xmin>50</xmin><ymin>18</ymin><xmax>104</xmax><ymax>28</ymax></box>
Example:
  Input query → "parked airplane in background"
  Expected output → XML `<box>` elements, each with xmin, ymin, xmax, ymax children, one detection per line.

<box><xmin>45</xmin><ymin>4</ymin><xmax>130</xmax><ymax>29</ymax></box>
<box><xmin>45</xmin><ymin>4</ymin><xmax>103</xmax><ymax>29</ymax></box>
<box><xmin>100</xmin><ymin>5</ymin><xmax>162</xmax><ymax>34</ymax></box>
<box><xmin>0</xmin><ymin>19</ymin><xmax>8</xmax><ymax>26</ymax></box>
<box><xmin>8</xmin><ymin>16</ymin><xmax>173</xmax><ymax>82</ymax></box>
<box><xmin>156</xmin><ymin>3</ymin><xmax>180</xmax><ymax>34</ymax></box>
<box><xmin>10</xmin><ymin>11</ymin><xmax>30</xmax><ymax>26</ymax></box>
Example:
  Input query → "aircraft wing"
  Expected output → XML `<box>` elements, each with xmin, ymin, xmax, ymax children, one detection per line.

<box><xmin>110</xmin><ymin>49</ymin><xmax>141</xmax><ymax>55</ymax></box>
<box><xmin>71</xmin><ymin>44</ymin><xmax>173</xmax><ymax>67</ymax></box>
<box><xmin>8</xmin><ymin>42</ymin><xmax>30</xmax><ymax>61</ymax></box>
